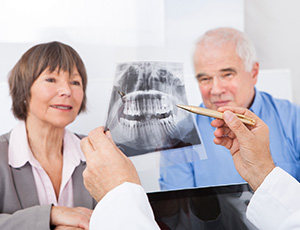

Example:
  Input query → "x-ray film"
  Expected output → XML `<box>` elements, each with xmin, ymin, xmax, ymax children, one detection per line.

<box><xmin>105</xmin><ymin>61</ymin><xmax>204</xmax><ymax>157</ymax></box>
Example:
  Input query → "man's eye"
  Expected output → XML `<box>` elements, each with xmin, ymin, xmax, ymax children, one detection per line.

<box><xmin>199</xmin><ymin>77</ymin><xmax>211</xmax><ymax>83</ymax></box>
<box><xmin>46</xmin><ymin>78</ymin><xmax>55</xmax><ymax>83</ymax></box>
<box><xmin>222</xmin><ymin>73</ymin><xmax>233</xmax><ymax>79</ymax></box>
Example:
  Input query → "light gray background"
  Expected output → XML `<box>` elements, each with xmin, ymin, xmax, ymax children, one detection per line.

<box><xmin>0</xmin><ymin>0</ymin><xmax>296</xmax><ymax>191</ymax></box>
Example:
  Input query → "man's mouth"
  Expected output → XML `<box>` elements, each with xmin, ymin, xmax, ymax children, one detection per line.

<box><xmin>213</xmin><ymin>100</ymin><xmax>231</xmax><ymax>107</ymax></box>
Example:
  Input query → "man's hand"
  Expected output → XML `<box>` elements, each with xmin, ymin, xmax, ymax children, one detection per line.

<box><xmin>80</xmin><ymin>127</ymin><xmax>141</xmax><ymax>202</ymax></box>
<box><xmin>211</xmin><ymin>106</ymin><xmax>275</xmax><ymax>191</ymax></box>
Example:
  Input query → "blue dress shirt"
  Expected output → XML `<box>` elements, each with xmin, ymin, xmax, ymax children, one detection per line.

<box><xmin>159</xmin><ymin>89</ymin><xmax>300</xmax><ymax>190</ymax></box>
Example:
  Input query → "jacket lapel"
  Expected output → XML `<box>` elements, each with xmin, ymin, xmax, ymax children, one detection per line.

<box><xmin>4</xmin><ymin>132</ymin><xmax>40</xmax><ymax>209</ymax></box>
<box><xmin>72</xmin><ymin>161</ymin><xmax>96</xmax><ymax>209</ymax></box>
<box><xmin>11</xmin><ymin>162</ymin><xmax>40</xmax><ymax>208</ymax></box>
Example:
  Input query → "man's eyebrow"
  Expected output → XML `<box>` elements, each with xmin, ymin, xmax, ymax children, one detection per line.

<box><xmin>195</xmin><ymin>68</ymin><xmax>237</xmax><ymax>79</ymax></box>
<box><xmin>195</xmin><ymin>73</ymin><xmax>207</xmax><ymax>79</ymax></box>
<box><xmin>220</xmin><ymin>68</ymin><xmax>237</xmax><ymax>73</ymax></box>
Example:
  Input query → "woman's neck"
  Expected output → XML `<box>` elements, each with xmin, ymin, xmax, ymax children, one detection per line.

<box><xmin>25</xmin><ymin>117</ymin><xmax>65</xmax><ymax>160</ymax></box>
<box><xmin>25</xmin><ymin>116</ymin><xmax>65</xmax><ymax>198</ymax></box>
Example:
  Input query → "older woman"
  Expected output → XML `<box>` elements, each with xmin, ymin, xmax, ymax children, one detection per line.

<box><xmin>0</xmin><ymin>42</ymin><xmax>96</xmax><ymax>229</ymax></box>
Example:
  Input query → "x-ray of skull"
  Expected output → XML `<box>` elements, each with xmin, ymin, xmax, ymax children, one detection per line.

<box><xmin>105</xmin><ymin>61</ymin><xmax>201</xmax><ymax>157</ymax></box>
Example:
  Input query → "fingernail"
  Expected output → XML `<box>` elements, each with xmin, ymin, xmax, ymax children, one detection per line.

<box><xmin>223</xmin><ymin>111</ymin><xmax>234</xmax><ymax>123</ymax></box>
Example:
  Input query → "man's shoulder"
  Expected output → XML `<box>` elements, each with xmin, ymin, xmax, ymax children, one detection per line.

<box><xmin>258</xmin><ymin>90</ymin><xmax>299</xmax><ymax>110</ymax></box>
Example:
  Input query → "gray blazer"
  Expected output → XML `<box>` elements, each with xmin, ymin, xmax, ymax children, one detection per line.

<box><xmin>0</xmin><ymin>133</ymin><xmax>96</xmax><ymax>230</ymax></box>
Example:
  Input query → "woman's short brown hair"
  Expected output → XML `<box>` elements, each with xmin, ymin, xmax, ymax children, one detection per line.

<box><xmin>8</xmin><ymin>41</ymin><xmax>88</xmax><ymax>120</ymax></box>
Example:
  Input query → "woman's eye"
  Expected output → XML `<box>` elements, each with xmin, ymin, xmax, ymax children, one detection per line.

<box><xmin>71</xmin><ymin>81</ymin><xmax>81</xmax><ymax>86</ymax></box>
<box><xmin>46</xmin><ymin>78</ymin><xmax>55</xmax><ymax>83</ymax></box>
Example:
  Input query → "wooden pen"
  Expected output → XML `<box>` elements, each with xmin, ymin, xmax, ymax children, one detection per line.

<box><xmin>176</xmin><ymin>104</ymin><xmax>256</xmax><ymax>126</ymax></box>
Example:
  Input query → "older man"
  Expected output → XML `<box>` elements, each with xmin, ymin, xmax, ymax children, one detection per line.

<box><xmin>159</xmin><ymin>27</ymin><xmax>300</xmax><ymax>189</ymax></box>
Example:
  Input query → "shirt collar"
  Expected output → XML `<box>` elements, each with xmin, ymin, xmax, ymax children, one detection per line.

<box><xmin>9</xmin><ymin>121</ymin><xmax>36</xmax><ymax>168</ymax></box>
<box><xmin>249</xmin><ymin>87</ymin><xmax>262</xmax><ymax>114</ymax></box>
<box><xmin>63</xmin><ymin>129</ymin><xmax>86</xmax><ymax>167</ymax></box>
<box><xmin>8</xmin><ymin>121</ymin><xmax>86</xmax><ymax>168</ymax></box>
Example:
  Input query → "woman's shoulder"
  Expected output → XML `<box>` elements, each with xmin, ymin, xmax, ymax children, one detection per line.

<box><xmin>0</xmin><ymin>132</ymin><xmax>10</xmax><ymax>142</ymax></box>
<box><xmin>0</xmin><ymin>133</ymin><xmax>10</xmax><ymax>165</ymax></box>
<box><xmin>0</xmin><ymin>133</ymin><xmax>9</xmax><ymax>148</ymax></box>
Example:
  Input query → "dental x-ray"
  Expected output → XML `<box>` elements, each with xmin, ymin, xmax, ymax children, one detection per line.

<box><xmin>105</xmin><ymin>61</ymin><xmax>202</xmax><ymax>157</ymax></box>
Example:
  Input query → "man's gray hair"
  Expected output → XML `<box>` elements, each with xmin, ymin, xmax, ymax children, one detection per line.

<box><xmin>196</xmin><ymin>27</ymin><xmax>257</xmax><ymax>72</ymax></box>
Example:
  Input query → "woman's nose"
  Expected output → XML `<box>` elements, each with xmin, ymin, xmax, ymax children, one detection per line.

<box><xmin>58</xmin><ymin>81</ymin><xmax>72</xmax><ymax>97</ymax></box>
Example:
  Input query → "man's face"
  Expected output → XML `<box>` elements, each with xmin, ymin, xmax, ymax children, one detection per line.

<box><xmin>194</xmin><ymin>42</ymin><xmax>258</xmax><ymax>110</ymax></box>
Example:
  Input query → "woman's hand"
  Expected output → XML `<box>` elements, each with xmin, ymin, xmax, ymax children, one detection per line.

<box><xmin>50</xmin><ymin>206</ymin><xmax>93</xmax><ymax>230</ymax></box>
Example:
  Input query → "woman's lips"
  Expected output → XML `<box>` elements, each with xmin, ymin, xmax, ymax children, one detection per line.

<box><xmin>50</xmin><ymin>105</ymin><xmax>73</xmax><ymax>110</ymax></box>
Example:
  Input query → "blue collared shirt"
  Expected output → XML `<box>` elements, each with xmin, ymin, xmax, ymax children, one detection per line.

<box><xmin>159</xmin><ymin>89</ymin><xmax>300</xmax><ymax>190</ymax></box>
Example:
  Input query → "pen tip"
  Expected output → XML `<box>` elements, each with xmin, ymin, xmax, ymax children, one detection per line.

<box><xmin>118</xmin><ymin>91</ymin><xmax>125</xmax><ymax>98</ymax></box>
<box><xmin>176</xmin><ymin>105</ymin><xmax>186</xmax><ymax>109</ymax></box>
<box><xmin>176</xmin><ymin>104</ymin><xmax>189</xmax><ymax>110</ymax></box>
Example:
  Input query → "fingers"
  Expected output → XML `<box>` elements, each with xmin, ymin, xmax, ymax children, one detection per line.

<box><xmin>217</xmin><ymin>106</ymin><xmax>253</xmax><ymax>116</ymax></box>
<box><xmin>214</xmin><ymin>126</ymin><xmax>236</xmax><ymax>139</ymax></box>
<box><xmin>222</xmin><ymin>111</ymin><xmax>252</xmax><ymax>142</ymax></box>
<box><xmin>105</xmin><ymin>130</ymin><xmax>113</xmax><ymax>140</ymax></box>
<box><xmin>211</xmin><ymin>118</ymin><xmax>225</xmax><ymax>128</ymax></box>
<box><xmin>213</xmin><ymin>136</ymin><xmax>233</xmax><ymax>149</ymax></box>
<box><xmin>104</xmin><ymin>130</ymin><xmax>123</xmax><ymax>153</ymax></box>
<box><xmin>87</xmin><ymin>127</ymin><xmax>118</xmax><ymax>156</ymax></box>
<box><xmin>80</xmin><ymin>137</ymin><xmax>95</xmax><ymax>160</ymax></box>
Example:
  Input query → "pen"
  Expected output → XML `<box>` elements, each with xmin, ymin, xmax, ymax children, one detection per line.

<box><xmin>176</xmin><ymin>104</ymin><xmax>256</xmax><ymax>126</ymax></box>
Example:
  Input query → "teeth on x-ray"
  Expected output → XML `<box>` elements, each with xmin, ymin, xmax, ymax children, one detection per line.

<box><xmin>119</xmin><ymin>90</ymin><xmax>176</xmax><ymax>142</ymax></box>
<box><xmin>116</xmin><ymin>63</ymin><xmax>180</xmax><ymax>145</ymax></box>
<box><xmin>106</xmin><ymin>61</ymin><xmax>201</xmax><ymax>156</ymax></box>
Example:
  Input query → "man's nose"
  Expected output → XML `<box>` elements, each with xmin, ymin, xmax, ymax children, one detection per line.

<box><xmin>210</xmin><ymin>77</ymin><xmax>225</xmax><ymax>95</ymax></box>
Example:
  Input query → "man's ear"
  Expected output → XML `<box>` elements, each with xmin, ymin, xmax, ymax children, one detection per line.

<box><xmin>251</xmin><ymin>62</ymin><xmax>259</xmax><ymax>85</ymax></box>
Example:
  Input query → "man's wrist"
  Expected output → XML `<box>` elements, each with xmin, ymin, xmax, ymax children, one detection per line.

<box><xmin>249</xmin><ymin>163</ymin><xmax>276</xmax><ymax>191</ymax></box>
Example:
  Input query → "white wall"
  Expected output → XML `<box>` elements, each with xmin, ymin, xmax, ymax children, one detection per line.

<box><xmin>0</xmin><ymin>0</ymin><xmax>245</xmax><ymax>192</ymax></box>
<box><xmin>2</xmin><ymin>0</ymin><xmax>297</xmax><ymax>192</ymax></box>
<box><xmin>245</xmin><ymin>0</ymin><xmax>300</xmax><ymax>105</ymax></box>
<box><xmin>0</xmin><ymin>0</ymin><xmax>244</xmax><ymax>136</ymax></box>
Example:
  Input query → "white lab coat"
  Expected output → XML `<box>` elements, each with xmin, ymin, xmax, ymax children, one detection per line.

<box><xmin>90</xmin><ymin>167</ymin><xmax>300</xmax><ymax>230</ymax></box>
<box><xmin>247</xmin><ymin>167</ymin><xmax>300</xmax><ymax>230</ymax></box>
<box><xmin>90</xmin><ymin>182</ymin><xmax>160</xmax><ymax>230</ymax></box>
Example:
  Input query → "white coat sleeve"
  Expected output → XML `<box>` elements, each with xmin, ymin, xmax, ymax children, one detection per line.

<box><xmin>246</xmin><ymin>167</ymin><xmax>300</xmax><ymax>230</ymax></box>
<box><xmin>90</xmin><ymin>182</ymin><xmax>160</xmax><ymax>230</ymax></box>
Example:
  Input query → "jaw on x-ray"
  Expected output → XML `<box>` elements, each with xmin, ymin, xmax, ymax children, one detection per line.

<box><xmin>106</xmin><ymin>61</ymin><xmax>201</xmax><ymax>157</ymax></box>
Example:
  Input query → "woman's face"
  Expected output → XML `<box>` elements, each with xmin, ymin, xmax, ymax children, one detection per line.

<box><xmin>27</xmin><ymin>67</ymin><xmax>84</xmax><ymax>128</ymax></box>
